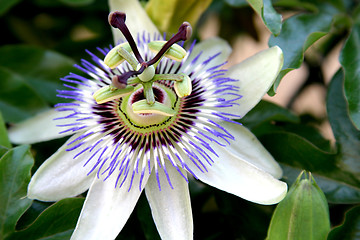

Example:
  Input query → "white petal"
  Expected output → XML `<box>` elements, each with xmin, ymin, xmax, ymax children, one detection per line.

<box><xmin>71</xmin><ymin>169</ymin><xmax>151</xmax><ymax>240</ymax></box>
<box><xmin>185</xmin><ymin>143</ymin><xmax>287</xmax><ymax>205</ymax></box>
<box><xmin>145</xmin><ymin>163</ymin><xmax>193</xmax><ymax>240</ymax></box>
<box><xmin>8</xmin><ymin>108</ymin><xmax>73</xmax><ymax>144</ymax></box>
<box><xmin>221</xmin><ymin>46</ymin><xmax>283</xmax><ymax>118</ymax></box>
<box><xmin>28</xmin><ymin>133</ymin><xmax>96</xmax><ymax>201</ymax></box>
<box><xmin>182</xmin><ymin>37</ymin><xmax>232</xmax><ymax>71</ymax></box>
<box><xmin>109</xmin><ymin>0</ymin><xmax>160</xmax><ymax>44</ymax></box>
<box><xmin>219</xmin><ymin>121</ymin><xmax>283</xmax><ymax>178</ymax></box>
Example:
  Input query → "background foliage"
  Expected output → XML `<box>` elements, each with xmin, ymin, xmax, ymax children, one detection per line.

<box><xmin>0</xmin><ymin>0</ymin><xmax>359</xmax><ymax>239</ymax></box>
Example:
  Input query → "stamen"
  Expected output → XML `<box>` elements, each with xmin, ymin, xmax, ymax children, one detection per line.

<box><xmin>152</xmin><ymin>74</ymin><xmax>184</xmax><ymax>82</ymax></box>
<box><xmin>147</xmin><ymin>22</ymin><xmax>192</xmax><ymax>66</ymax></box>
<box><xmin>117</xmin><ymin>46</ymin><xmax>138</xmax><ymax>69</ymax></box>
<box><xmin>109</xmin><ymin>11</ymin><xmax>144</xmax><ymax>64</ymax></box>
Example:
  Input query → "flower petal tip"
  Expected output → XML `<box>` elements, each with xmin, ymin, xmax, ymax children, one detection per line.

<box><xmin>269</xmin><ymin>45</ymin><xmax>284</xmax><ymax>70</ymax></box>
<box><xmin>260</xmin><ymin>181</ymin><xmax>288</xmax><ymax>205</ymax></box>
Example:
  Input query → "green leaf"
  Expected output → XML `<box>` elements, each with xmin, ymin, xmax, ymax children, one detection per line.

<box><xmin>0</xmin><ymin>67</ymin><xmax>49</xmax><ymax>123</ymax></box>
<box><xmin>0</xmin><ymin>112</ymin><xmax>11</xmax><ymax>148</ymax></box>
<box><xmin>227</xmin><ymin>0</ymin><xmax>282</xmax><ymax>36</ymax></box>
<box><xmin>268</xmin><ymin>2</ymin><xmax>338</xmax><ymax>95</ymax></box>
<box><xmin>339</xmin><ymin>23</ymin><xmax>360</xmax><ymax>130</ymax></box>
<box><xmin>0</xmin><ymin>145</ymin><xmax>34</xmax><ymax>240</ymax></box>
<box><xmin>262</xmin><ymin>70</ymin><xmax>360</xmax><ymax>204</ymax></box>
<box><xmin>245</xmin><ymin>0</ymin><xmax>261</xmax><ymax>14</ymax></box>
<box><xmin>257</xmin><ymin>121</ymin><xmax>332</xmax><ymax>152</ymax></box>
<box><xmin>261</xmin><ymin>132</ymin><xmax>360</xmax><ymax>203</ymax></box>
<box><xmin>274</xmin><ymin>0</ymin><xmax>318</xmax><ymax>12</ymax></box>
<box><xmin>0</xmin><ymin>0</ymin><xmax>23</xmax><ymax>16</ymax></box>
<box><xmin>0</xmin><ymin>45</ymin><xmax>76</xmax><ymax>106</ymax></box>
<box><xmin>0</xmin><ymin>146</ymin><xmax>9</xmax><ymax>158</ymax></box>
<box><xmin>261</xmin><ymin>0</ymin><xmax>282</xmax><ymax>36</ymax></box>
<box><xmin>8</xmin><ymin>198</ymin><xmax>84</xmax><ymax>240</ymax></box>
<box><xmin>240</xmin><ymin>100</ymin><xmax>299</xmax><ymax>130</ymax></box>
<box><xmin>146</xmin><ymin>0</ymin><xmax>212</xmax><ymax>35</ymax></box>
<box><xmin>327</xmin><ymin>70</ymin><xmax>360</xmax><ymax>183</ymax></box>
<box><xmin>327</xmin><ymin>206</ymin><xmax>360</xmax><ymax>240</ymax></box>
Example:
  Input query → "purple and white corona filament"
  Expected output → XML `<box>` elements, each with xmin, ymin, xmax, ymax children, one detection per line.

<box><xmin>57</xmin><ymin>12</ymin><xmax>242</xmax><ymax>191</ymax></box>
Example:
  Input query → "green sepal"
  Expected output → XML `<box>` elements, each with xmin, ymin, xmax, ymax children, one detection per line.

<box><xmin>93</xmin><ymin>85</ymin><xmax>134</xmax><ymax>104</ymax></box>
<box><xmin>148</xmin><ymin>41</ymin><xmax>187</xmax><ymax>61</ymax></box>
<box><xmin>104</xmin><ymin>42</ymin><xmax>132</xmax><ymax>69</ymax></box>
<box><xmin>0</xmin><ymin>145</ymin><xmax>34</xmax><ymax>239</ymax></box>
<box><xmin>132</xmin><ymin>100</ymin><xmax>176</xmax><ymax>116</ymax></box>
<box><xmin>266</xmin><ymin>171</ymin><xmax>330</xmax><ymax>240</ymax></box>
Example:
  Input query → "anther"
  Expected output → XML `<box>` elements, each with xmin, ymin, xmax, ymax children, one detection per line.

<box><xmin>108</xmin><ymin>11</ymin><xmax>144</xmax><ymax>64</ymax></box>
<box><xmin>147</xmin><ymin>22</ymin><xmax>192</xmax><ymax>66</ymax></box>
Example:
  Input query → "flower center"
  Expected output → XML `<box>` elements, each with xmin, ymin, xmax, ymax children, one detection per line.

<box><xmin>93</xmin><ymin>11</ymin><xmax>193</xmax><ymax>117</ymax></box>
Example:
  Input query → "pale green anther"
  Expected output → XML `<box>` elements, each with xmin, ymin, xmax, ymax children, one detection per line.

<box><xmin>148</xmin><ymin>41</ymin><xmax>187</xmax><ymax>61</ymax></box>
<box><xmin>104</xmin><ymin>42</ymin><xmax>132</xmax><ymax>69</ymax></box>
<box><xmin>137</xmin><ymin>64</ymin><xmax>155</xmax><ymax>82</ymax></box>
<box><xmin>152</xmin><ymin>74</ymin><xmax>184</xmax><ymax>82</ymax></box>
<box><xmin>174</xmin><ymin>73</ymin><xmax>192</xmax><ymax>97</ymax></box>
<box><xmin>93</xmin><ymin>85</ymin><xmax>134</xmax><ymax>104</ymax></box>
<box><xmin>132</xmin><ymin>99</ymin><xmax>176</xmax><ymax>116</ymax></box>
<box><xmin>117</xmin><ymin>46</ymin><xmax>138</xmax><ymax>69</ymax></box>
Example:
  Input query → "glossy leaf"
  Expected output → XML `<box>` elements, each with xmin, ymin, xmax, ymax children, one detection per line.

<box><xmin>0</xmin><ymin>45</ymin><xmax>76</xmax><ymax>105</ymax></box>
<box><xmin>0</xmin><ymin>145</ymin><xmax>33</xmax><ymax>239</ymax></box>
<box><xmin>261</xmin><ymin>70</ymin><xmax>360</xmax><ymax>204</ymax></box>
<box><xmin>0</xmin><ymin>67</ymin><xmax>49</xmax><ymax>123</ymax></box>
<box><xmin>327</xmin><ymin>70</ymin><xmax>360</xmax><ymax>184</ymax></box>
<box><xmin>0</xmin><ymin>146</ymin><xmax>8</xmax><ymax>157</ymax></box>
<box><xmin>226</xmin><ymin>0</ymin><xmax>282</xmax><ymax>36</ymax></box>
<box><xmin>261</xmin><ymin>132</ymin><xmax>360</xmax><ymax>203</ymax></box>
<box><xmin>145</xmin><ymin>0</ymin><xmax>212</xmax><ymax>34</ymax></box>
<box><xmin>8</xmin><ymin>198</ymin><xmax>84</xmax><ymax>240</ymax></box>
<box><xmin>339</xmin><ymin>23</ymin><xmax>360</xmax><ymax>129</ymax></box>
<box><xmin>240</xmin><ymin>100</ymin><xmax>299</xmax><ymax>129</ymax></box>
<box><xmin>268</xmin><ymin>2</ymin><xmax>338</xmax><ymax>94</ymax></box>
<box><xmin>247</xmin><ymin>0</ymin><xmax>282</xmax><ymax>36</ymax></box>
<box><xmin>327</xmin><ymin>206</ymin><xmax>360</xmax><ymax>240</ymax></box>
<box><xmin>0</xmin><ymin>112</ymin><xmax>11</xmax><ymax>148</ymax></box>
